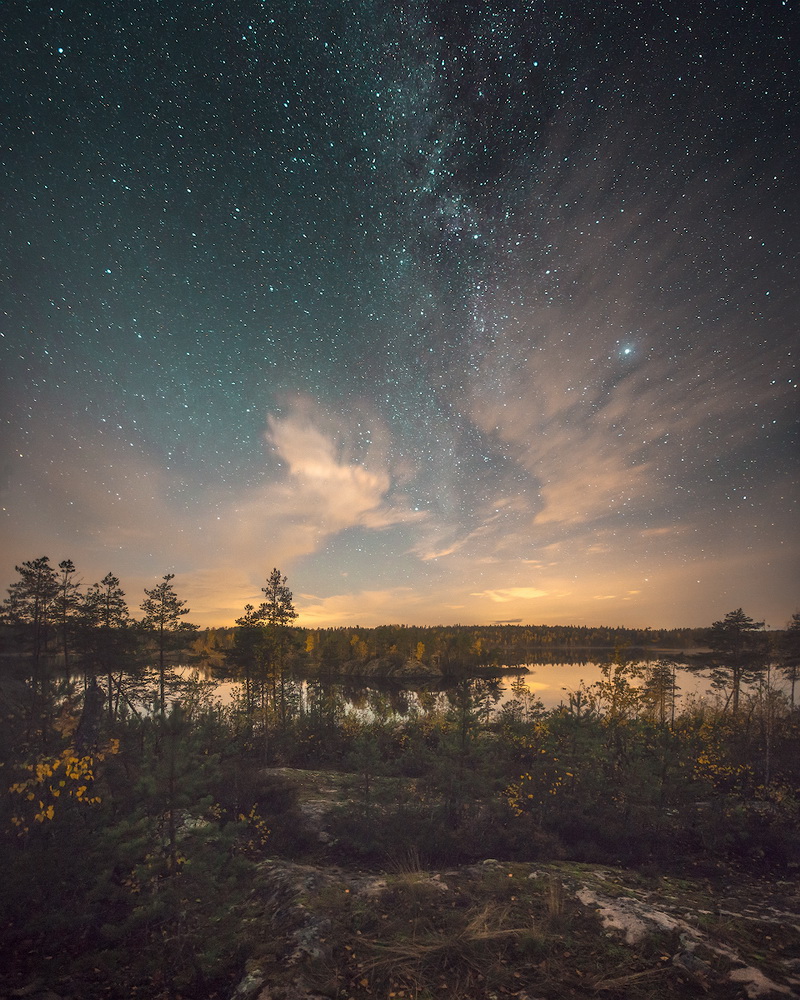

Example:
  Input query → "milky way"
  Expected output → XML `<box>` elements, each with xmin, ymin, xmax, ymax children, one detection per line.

<box><xmin>2</xmin><ymin>2</ymin><xmax>797</xmax><ymax>628</ymax></box>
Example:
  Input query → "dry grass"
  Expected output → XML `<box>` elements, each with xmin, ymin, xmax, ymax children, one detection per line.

<box><xmin>355</xmin><ymin>902</ymin><xmax>540</xmax><ymax>999</ymax></box>
<box><xmin>545</xmin><ymin>874</ymin><xmax>566</xmax><ymax>929</ymax></box>
<box><xmin>253</xmin><ymin>859</ymin><xmax>797</xmax><ymax>1000</ymax></box>
<box><xmin>365</xmin><ymin>902</ymin><xmax>531</xmax><ymax>967</ymax></box>
<box><xmin>385</xmin><ymin>843</ymin><xmax>424</xmax><ymax>876</ymax></box>
<box><xmin>590</xmin><ymin>967</ymin><xmax>670</xmax><ymax>991</ymax></box>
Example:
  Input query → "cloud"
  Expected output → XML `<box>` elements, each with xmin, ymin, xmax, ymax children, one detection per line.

<box><xmin>267</xmin><ymin>408</ymin><xmax>398</xmax><ymax>530</ymax></box>
<box><xmin>471</xmin><ymin>587</ymin><xmax>550</xmax><ymax>603</ymax></box>
<box><xmin>0</xmin><ymin>413</ymin><xmax>198</xmax><ymax>572</ymax></box>
<box><xmin>223</xmin><ymin>396</ymin><xmax>426</xmax><ymax>576</ymax></box>
<box><xmin>417</xmin><ymin>542</ymin><xmax>465</xmax><ymax>561</ymax></box>
<box><xmin>456</xmin><ymin>168</ymin><xmax>795</xmax><ymax>543</ymax></box>
<box><xmin>410</xmin><ymin>498</ymin><xmax>536</xmax><ymax>564</ymax></box>
<box><xmin>467</xmin><ymin>358</ymin><xmax>657</xmax><ymax>530</ymax></box>
<box><xmin>296</xmin><ymin>586</ymin><xmax>422</xmax><ymax>627</ymax></box>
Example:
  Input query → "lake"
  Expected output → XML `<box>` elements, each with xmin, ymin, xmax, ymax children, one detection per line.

<box><xmin>179</xmin><ymin>658</ymin><xmax>791</xmax><ymax>717</ymax></box>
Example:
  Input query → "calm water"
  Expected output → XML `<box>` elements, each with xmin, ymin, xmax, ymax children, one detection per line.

<box><xmin>178</xmin><ymin>659</ymin><xmax>788</xmax><ymax>715</ymax></box>
<box><xmin>511</xmin><ymin>661</ymin><xmax>700</xmax><ymax>709</ymax></box>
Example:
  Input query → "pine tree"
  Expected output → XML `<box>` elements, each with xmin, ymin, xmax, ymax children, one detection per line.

<box><xmin>258</xmin><ymin>567</ymin><xmax>298</xmax><ymax>627</ymax></box>
<box><xmin>1</xmin><ymin>556</ymin><xmax>59</xmax><ymax>663</ymax></box>
<box><xmin>140</xmin><ymin>574</ymin><xmax>197</xmax><ymax>715</ymax></box>
<box><xmin>230</xmin><ymin>604</ymin><xmax>263</xmax><ymax>720</ymax></box>
<box><xmin>79</xmin><ymin>573</ymin><xmax>135</xmax><ymax>718</ymax></box>
<box><xmin>707</xmin><ymin>608</ymin><xmax>768</xmax><ymax>715</ymax></box>
<box><xmin>53</xmin><ymin>559</ymin><xmax>81</xmax><ymax>671</ymax></box>
<box><xmin>778</xmin><ymin>612</ymin><xmax>800</xmax><ymax>707</ymax></box>
<box><xmin>256</xmin><ymin>569</ymin><xmax>298</xmax><ymax>741</ymax></box>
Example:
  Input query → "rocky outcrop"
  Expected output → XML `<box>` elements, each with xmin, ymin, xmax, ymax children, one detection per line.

<box><xmin>230</xmin><ymin>857</ymin><xmax>800</xmax><ymax>1000</ymax></box>
<box><xmin>336</xmin><ymin>656</ymin><xmax>444</xmax><ymax>680</ymax></box>
<box><xmin>576</xmin><ymin>883</ymin><xmax>795</xmax><ymax>997</ymax></box>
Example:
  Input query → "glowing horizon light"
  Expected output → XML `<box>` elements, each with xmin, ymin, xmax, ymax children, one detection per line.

<box><xmin>0</xmin><ymin>2</ymin><xmax>795</xmax><ymax>632</ymax></box>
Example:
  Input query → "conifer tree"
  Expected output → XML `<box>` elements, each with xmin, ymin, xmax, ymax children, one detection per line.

<box><xmin>79</xmin><ymin>573</ymin><xmax>134</xmax><ymax>717</ymax></box>
<box><xmin>779</xmin><ymin>611</ymin><xmax>800</xmax><ymax>707</ymax></box>
<box><xmin>53</xmin><ymin>559</ymin><xmax>81</xmax><ymax>671</ymax></box>
<box><xmin>707</xmin><ymin>607</ymin><xmax>768</xmax><ymax>715</ymax></box>
<box><xmin>255</xmin><ymin>568</ymin><xmax>298</xmax><ymax>739</ymax></box>
<box><xmin>230</xmin><ymin>603</ymin><xmax>263</xmax><ymax>719</ymax></box>
<box><xmin>1</xmin><ymin>556</ymin><xmax>59</xmax><ymax>663</ymax></box>
<box><xmin>140</xmin><ymin>574</ymin><xmax>197</xmax><ymax>715</ymax></box>
<box><xmin>258</xmin><ymin>567</ymin><xmax>298</xmax><ymax>627</ymax></box>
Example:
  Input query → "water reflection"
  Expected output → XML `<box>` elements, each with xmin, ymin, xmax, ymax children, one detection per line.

<box><xmin>513</xmin><ymin>661</ymin><xmax>704</xmax><ymax>709</ymax></box>
<box><xmin>178</xmin><ymin>659</ymin><xmax>735</xmax><ymax>717</ymax></box>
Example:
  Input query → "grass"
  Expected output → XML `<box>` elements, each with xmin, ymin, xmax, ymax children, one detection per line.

<box><xmin>693</xmin><ymin>911</ymin><xmax>800</xmax><ymax>979</ymax></box>
<box><xmin>236</xmin><ymin>766</ymin><xmax>799</xmax><ymax>1000</ymax></box>
<box><xmin>248</xmin><ymin>858</ymin><xmax>783</xmax><ymax>1000</ymax></box>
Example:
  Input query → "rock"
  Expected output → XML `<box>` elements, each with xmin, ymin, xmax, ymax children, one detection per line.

<box><xmin>391</xmin><ymin>658</ymin><xmax>444</xmax><ymax>679</ymax></box>
<box><xmin>230</xmin><ymin>966</ymin><xmax>266</xmax><ymax>1000</ymax></box>
<box><xmin>672</xmin><ymin>949</ymin><xmax>713</xmax><ymax>976</ymax></box>
<box><xmin>9</xmin><ymin>982</ymin><xmax>44</xmax><ymax>997</ymax></box>
<box><xmin>361</xmin><ymin>877</ymin><xmax>388</xmax><ymax>897</ymax></box>
<box><xmin>728</xmin><ymin>966</ymin><xmax>794</xmax><ymax>998</ymax></box>
<box><xmin>575</xmin><ymin>886</ymin><xmax>682</xmax><ymax>945</ymax></box>
<box><xmin>289</xmin><ymin>916</ymin><xmax>333</xmax><ymax>962</ymax></box>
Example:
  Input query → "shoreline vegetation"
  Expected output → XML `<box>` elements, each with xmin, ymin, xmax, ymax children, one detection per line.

<box><xmin>2</xmin><ymin>560</ymin><xmax>799</xmax><ymax>999</ymax></box>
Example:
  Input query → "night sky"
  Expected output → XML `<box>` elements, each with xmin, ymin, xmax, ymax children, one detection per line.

<box><xmin>2</xmin><ymin>2</ymin><xmax>797</xmax><ymax>629</ymax></box>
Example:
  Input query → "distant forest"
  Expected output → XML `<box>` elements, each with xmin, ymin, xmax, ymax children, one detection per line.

<box><xmin>0</xmin><ymin>556</ymin><xmax>791</xmax><ymax>677</ymax></box>
<box><xmin>194</xmin><ymin>621</ymin><xmax>714</xmax><ymax>674</ymax></box>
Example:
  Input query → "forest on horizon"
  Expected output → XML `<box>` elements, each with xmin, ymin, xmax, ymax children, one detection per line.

<box><xmin>2</xmin><ymin>554</ymin><xmax>795</xmax><ymax>669</ymax></box>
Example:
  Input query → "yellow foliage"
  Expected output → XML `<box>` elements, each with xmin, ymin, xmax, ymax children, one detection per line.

<box><xmin>6</xmin><ymin>737</ymin><xmax>119</xmax><ymax>836</ymax></box>
<box><xmin>238</xmin><ymin>803</ymin><xmax>271</xmax><ymax>852</ymax></box>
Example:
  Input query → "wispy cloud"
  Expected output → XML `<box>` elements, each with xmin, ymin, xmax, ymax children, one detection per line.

<box><xmin>471</xmin><ymin>587</ymin><xmax>549</xmax><ymax>603</ymax></box>
<box><xmin>296</xmin><ymin>586</ymin><xmax>422</xmax><ymax>627</ymax></box>
<box><xmin>266</xmin><ymin>400</ymin><xmax>423</xmax><ymax>532</ymax></box>
<box><xmin>223</xmin><ymin>397</ymin><xmax>426</xmax><ymax>576</ymax></box>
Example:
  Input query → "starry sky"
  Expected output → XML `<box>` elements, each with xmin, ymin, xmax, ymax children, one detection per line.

<box><xmin>1</xmin><ymin>1</ymin><xmax>797</xmax><ymax>629</ymax></box>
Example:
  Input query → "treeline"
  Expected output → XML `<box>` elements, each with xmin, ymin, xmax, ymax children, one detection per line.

<box><xmin>2</xmin><ymin>557</ymin><xmax>799</xmax><ymax>694</ymax></box>
<box><xmin>195</xmin><ymin>620</ymin><xmax>770</xmax><ymax>673</ymax></box>
<box><xmin>0</xmin><ymin>556</ymin><xmax>197</xmax><ymax>669</ymax></box>
<box><xmin>3</xmin><ymin>556</ymin><xmax>798</xmax><ymax>690</ymax></box>
<box><xmin>297</xmin><ymin>622</ymin><xmax>713</xmax><ymax>660</ymax></box>
<box><xmin>197</xmin><ymin>623</ymin><xmax>711</xmax><ymax>653</ymax></box>
<box><xmin>0</xmin><ymin>556</ymin><xmax>709</xmax><ymax>682</ymax></box>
